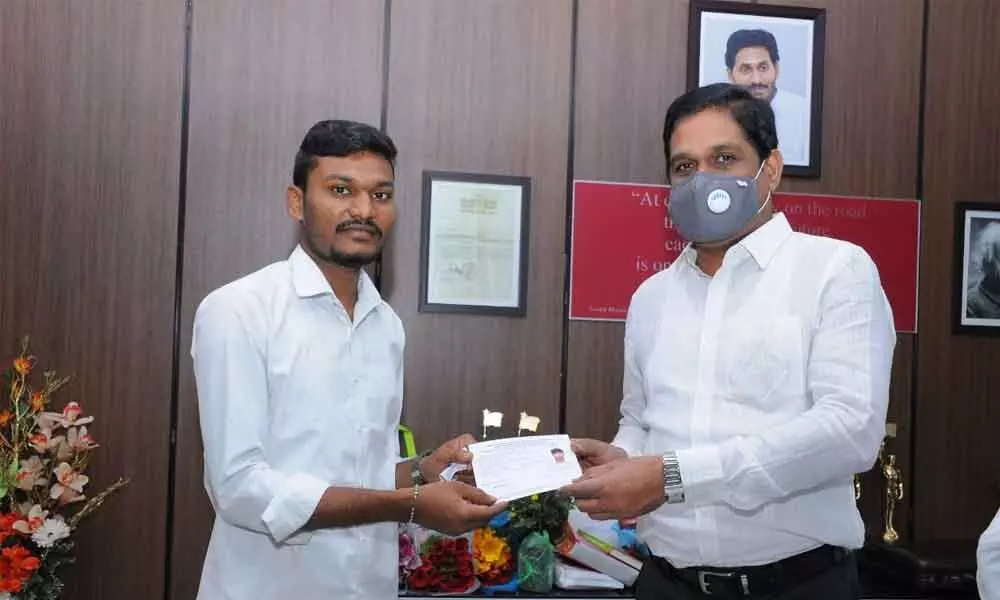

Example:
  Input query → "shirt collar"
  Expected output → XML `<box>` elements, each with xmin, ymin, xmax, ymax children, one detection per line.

<box><xmin>738</xmin><ymin>212</ymin><xmax>794</xmax><ymax>269</ymax></box>
<box><xmin>289</xmin><ymin>245</ymin><xmax>383</xmax><ymax>311</ymax></box>
<box><xmin>679</xmin><ymin>211</ymin><xmax>794</xmax><ymax>273</ymax></box>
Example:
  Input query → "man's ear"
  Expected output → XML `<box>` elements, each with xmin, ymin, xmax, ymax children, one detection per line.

<box><xmin>286</xmin><ymin>185</ymin><xmax>304</xmax><ymax>223</ymax></box>
<box><xmin>763</xmin><ymin>149</ymin><xmax>784</xmax><ymax>193</ymax></box>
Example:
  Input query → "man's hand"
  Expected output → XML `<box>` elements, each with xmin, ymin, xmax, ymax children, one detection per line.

<box><xmin>420</xmin><ymin>433</ymin><xmax>476</xmax><ymax>483</ymax></box>
<box><xmin>414</xmin><ymin>481</ymin><xmax>507</xmax><ymax>535</ymax></box>
<box><xmin>571</xmin><ymin>438</ymin><xmax>628</xmax><ymax>471</ymax></box>
<box><xmin>561</xmin><ymin>456</ymin><xmax>664</xmax><ymax>521</ymax></box>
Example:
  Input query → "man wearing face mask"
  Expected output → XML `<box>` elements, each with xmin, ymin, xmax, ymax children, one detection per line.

<box><xmin>564</xmin><ymin>84</ymin><xmax>895</xmax><ymax>599</ymax></box>
<box><xmin>191</xmin><ymin>120</ymin><xmax>506</xmax><ymax>600</ymax></box>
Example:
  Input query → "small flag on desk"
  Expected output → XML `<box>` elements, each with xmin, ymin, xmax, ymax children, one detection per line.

<box><xmin>518</xmin><ymin>412</ymin><xmax>540</xmax><ymax>436</ymax></box>
<box><xmin>482</xmin><ymin>409</ymin><xmax>503</xmax><ymax>439</ymax></box>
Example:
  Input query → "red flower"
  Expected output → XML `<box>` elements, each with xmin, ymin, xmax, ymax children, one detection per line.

<box><xmin>0</xmin><ymin>544</ymin><xmax>41</xmax><ymax>592</ymax></box>
<box><xmin>411</xmin><ymin>536</ymin><xmax>478</xmax><ymax>592</ymax></box>
<box><xmin>29</xmin><ymin>391</ymin><xmax>46</xmax><ymax>413</ymax></box>
<box><xmin>12</xmin><ymin>357</ymin><xmax>33</xmax><ymax>376</ymax></box>
<box><xmin>0</xmin><ymin>513</ymin><xmax>20</xmax><ymax>543</ymax></box>
<box><xmin>407</xmin><ymin>567</ymin><xmax>432</xmax><ymax>589</ymax></box>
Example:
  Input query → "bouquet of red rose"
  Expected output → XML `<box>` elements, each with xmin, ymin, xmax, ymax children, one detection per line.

<box><xmin>404</xmin><ymin>533</ymin><xmax>478</xmax><ymax>594</ymax></box>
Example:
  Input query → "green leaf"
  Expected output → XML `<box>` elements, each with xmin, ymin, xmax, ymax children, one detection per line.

<box><xmin>0</xmin><ymin>458</ymin><xmax>18</xmax><ymax>500</ymax></box>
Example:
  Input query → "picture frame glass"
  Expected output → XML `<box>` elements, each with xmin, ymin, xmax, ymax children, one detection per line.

<box><xmin>425</xmin><ymin>179</ymin><xmax>524</xmax><ymax>309</ymax></box>
<box><xmin>960</xmin><ymin>209</ymin><xmax>1000</xmax><ymax>327</ymax></box>
<box><xmin>690</xmin><ymin>2</ymin><xmax>824</xmax><ymax>175</ymax></box>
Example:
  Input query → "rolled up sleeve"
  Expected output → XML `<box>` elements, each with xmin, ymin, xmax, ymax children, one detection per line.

<box><xmin>192</xmin><ymin>293</ymin><xmax>328</xmax><ymax>545</ymax></box>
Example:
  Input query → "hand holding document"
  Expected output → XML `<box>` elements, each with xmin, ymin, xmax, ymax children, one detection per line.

<box><xmin>467</xmin><ymin>434</ymin><xmax>582</xmax><ymax>502</ymax></box>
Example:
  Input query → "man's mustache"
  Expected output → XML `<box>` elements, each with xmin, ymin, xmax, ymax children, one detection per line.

<box><xmin>336</xmin><ymin>219</ymin><xmax>383</xmax><ymax>238</ymax></box>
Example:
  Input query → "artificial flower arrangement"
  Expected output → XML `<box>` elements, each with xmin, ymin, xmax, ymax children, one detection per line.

<box><xmin>0</xmin><ymin>338</ymin><xmax>128</xmax><ymax>599</ymax></box>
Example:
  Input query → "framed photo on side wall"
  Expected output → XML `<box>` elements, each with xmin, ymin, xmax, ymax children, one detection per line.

<box><xmin>688</xmin><ymin>1</ymin><xmax>826</xmax><ymax>177</ymax></box>
<box><xmin>954</xmin><ymin>202</ymin><xmax>1000</xmax><ymax>334</ymax></box>
<box><xmin>419</xmin><ymin>171</ymin><xmax>530</xmax><ymax>317</ymax></box>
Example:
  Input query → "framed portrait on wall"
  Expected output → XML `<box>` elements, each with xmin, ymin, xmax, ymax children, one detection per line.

<box><xmin>419</xmin><ymin>171</ymin><xmax>530</xmax><ymax>317</ymax></box>
<box><xmin>954</xmin><ymin>202</ymin><xmax>1000</xmax><ymax>334</ymax></box>
<box><xmin>687</xmin><ymin>1</ymin><xmax>826</xmax><ymax>177</ymax></box>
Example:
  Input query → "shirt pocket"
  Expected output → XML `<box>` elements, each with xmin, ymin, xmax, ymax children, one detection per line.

<box><xmin>719</xmin><ymin>316</ymin><xmax>805</xmax><ymax>408</ymax></box>
<box><xmin>356</xmin><ymin>335</ymin><xmax>403</xmax><ymax>428</ymax></box>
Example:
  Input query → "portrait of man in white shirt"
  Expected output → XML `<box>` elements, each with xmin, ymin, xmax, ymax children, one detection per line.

<box><xmin>191</xmin><ymin>119</ymin><xmax>506</xmax><ymax>600</ymax></box>
<box><xmin>564</xmin><ymin>83</ymin><xmax>895</xmax><ymax>600</ymax></box>
<box><xmin>725</xmin><ymin>28</ymin><xmax>811</xmax><ymax>167</ymax></box>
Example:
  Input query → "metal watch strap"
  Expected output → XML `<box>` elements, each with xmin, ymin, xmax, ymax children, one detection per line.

<box><xmin>411</xmin><ymin>450</ymin><xmax>433</xmax><ymax>486</ymax></box>
<box><xmin>662</xmin><ymin>451</ymin><xmax>685</xmax><ymax>504</ymax></box>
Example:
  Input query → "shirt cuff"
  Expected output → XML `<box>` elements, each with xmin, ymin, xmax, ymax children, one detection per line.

<box><xmin>675</xmin><ymin>445</ymin><xmax>724</xmax><ymax>505</ymax></box>
<box><xmin>261</xmin><ymin>472</ymin><xmax>330</xmax><ymax>544</ymax></box>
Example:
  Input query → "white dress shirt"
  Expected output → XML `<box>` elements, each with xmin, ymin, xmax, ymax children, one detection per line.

<box><xmin>191</xmin><ymin>245</ymin><xmax>405</xmax><ymax>600</ymax></box>
<box><xmin>612</xmin><ymin>213</ymin><xmax>895</xmax><ymax>568</ymax></box>
<box><xmin>771</xmin><ymin>88</ymin><xmax>811</xmax><ymax>166</ymax></box>
<box><xmin>978</xmin><ymin>508</ymin><xmax>1000</xmax><ymax>599</ymax></box>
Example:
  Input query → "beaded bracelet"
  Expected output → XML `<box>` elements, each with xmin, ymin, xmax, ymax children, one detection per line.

<box><xmin>408</xmin><ymin>482</ymin><xmax>420</xmax><ymax>524</ymax></box>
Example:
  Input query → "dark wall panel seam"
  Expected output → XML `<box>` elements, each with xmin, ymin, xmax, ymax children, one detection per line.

<box><xmin>907</xmin><ymin>0</ymin><xmax>931</xmax><ymax>543</ymax></box>
<box><xmin>558</xmin><ymin>0</ymin><xmax>580</xmax><ymax>434</ymax></box>
<box><xmin>164</xmin><ymin>1</ymin><xmax>195</xmax><ymax>598</ymax></box>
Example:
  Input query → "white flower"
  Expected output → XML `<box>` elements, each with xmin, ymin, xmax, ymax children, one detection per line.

<box><xmin>31</xmin><ymin>517</ymin><xmax>71</xmax><ymax>548</ymax></box>
<box><xmin>39</xmin><ymin>402</ymin><xmax>93</xmax><ymax>430</ymax></box>
<box><xmin>0</xmin><ymin>592</ymin><xmax>13</xmax><ymax>600</ymax></box>
<box><xmin>13</xmin><ymin>504</ymin><xmax>48</xmax><ymax>534</ymax></box>
<box><xmin>50</xmin><ymin>462</ymin><xmax>88</xmax><ymax>503</ymax></box>
<box><xmin>15</xmin><ymin>456</ymin><xmax>48</xmax><ymax>491</ymax></box>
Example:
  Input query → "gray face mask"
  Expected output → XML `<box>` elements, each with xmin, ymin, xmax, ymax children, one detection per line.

<box><xmin>668</xmin><ymin>162</ymin><xmax>770</xmax><ymax>244</ymax></box>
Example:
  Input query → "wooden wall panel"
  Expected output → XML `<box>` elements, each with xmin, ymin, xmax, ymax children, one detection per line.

<box><xmin>170</xmin><ymin>2</ymin><xmax>386</xmax><ymax>598</ymax></box>
<box><xmin>770</xmin><ymin>0</ymin><xmax>924</xmax><ymax>545</ymax></box>
<box><xmin>913</xmin><ymin>0</ymin><xmax>1000</xmax><ymax>543</ymax></box>
<box><xmin>0</xmin><ymin>1</ymin><xmax>185</xmax><ymax>598</ymax></box>
<box><xmin>567</xmin><ymin>0</ymin><xmax>690</xmax><ymax>444</ymax></box>
<box><xmin>384</xmin><ymin>0</ymin><xmax>573</xmax><ymax>448</ymax></box>
<box><xmin>568</xmin><ymin>0</ymin><xmax>923</xmax><ymax>542</ymax></box>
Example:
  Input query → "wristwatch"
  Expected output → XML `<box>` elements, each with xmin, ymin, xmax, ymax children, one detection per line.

<box><xmin>410</xmin><ymin>450</ymin><xmax>433</xmax><ymax>486</ymax></box>
<box><xmin>662</xmin><ymin>451</ymin><xmax>685</xmax><ymax>504</ymax></box>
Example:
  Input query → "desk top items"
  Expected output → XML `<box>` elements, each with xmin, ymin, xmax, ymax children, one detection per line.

<box><xmin>400</xmin><ymin>411</ymin><xmax>646</xmax><ymax>595</ymax></box>
<box><xmin>481</xmin><ymin>410</ymin><xmax>503</xmax><ymax>440</ymax></box>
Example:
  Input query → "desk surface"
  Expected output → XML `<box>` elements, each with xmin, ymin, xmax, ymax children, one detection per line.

<box><xmin>399</xmin><ymin>574</ymin><xmax>979</xmax><ymax>599</ymax></box>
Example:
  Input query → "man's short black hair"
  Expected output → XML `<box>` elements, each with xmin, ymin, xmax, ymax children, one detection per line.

<box><xmin>292</xmin><ymin>120</ymin><xmax>397</xmax><ymax>191</ymax></box>
<box><xmin>662</xmin><ymin>83</ymin><xmax>778</xmax><ymax>171</ymax></box>
<box><xmin>725</xmin><ymin>29</ymin><xmax>780</xmax><ymax>70</ymax></box>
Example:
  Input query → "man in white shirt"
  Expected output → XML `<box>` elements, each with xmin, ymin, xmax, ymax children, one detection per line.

<box><xmin>725</xmin><ymin>29</ymin><xmax>810</xmax><ymax>166</ymax></box>
<box><xmin>192</xmin><ymin>120</ymin><xmax>506</xmax><ymax>599</ymax></box>
<box><xmin>563</xmin><ymin>84</ymin><xmax>895</xmax><ymax>599</ymax></box>
<box><xmin>978</xmin><ymin>508</ymin><xmax>1000</xmax><ymax>599</ymax></box>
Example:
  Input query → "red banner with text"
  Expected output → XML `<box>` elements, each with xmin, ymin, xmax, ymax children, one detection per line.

<box><xmin>569</xmin><ymin>180</ymin><xmax>920</xmax><ymax>333</ymax></box>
